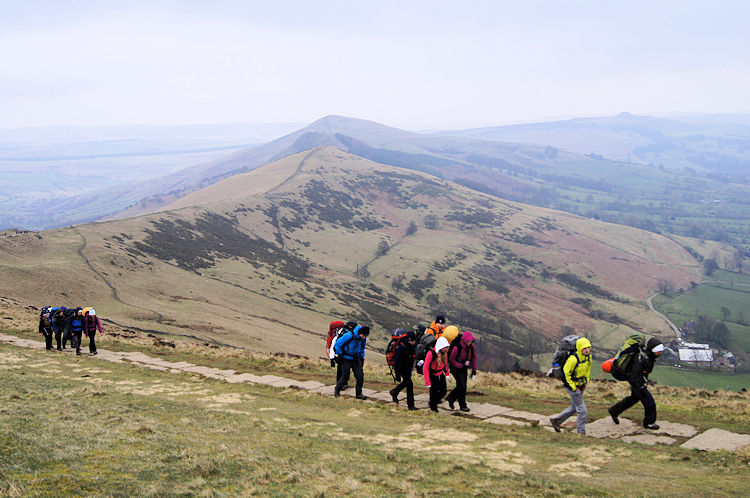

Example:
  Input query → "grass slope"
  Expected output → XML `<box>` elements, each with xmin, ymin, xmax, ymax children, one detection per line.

<box><xmin>0</xmin><ymin>147</ymin><xmax>703</xmax><ymax>372</ymax></box>
<box><xmin>1</xmin><ymin>324</ymin><xmax>749</xmax><ymax>496</ymax></box>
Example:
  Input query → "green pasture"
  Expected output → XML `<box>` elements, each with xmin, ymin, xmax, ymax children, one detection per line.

<box><xmin>652</xmin><ymin>277</ymin><xmax>750</xmax><ymax>353</ymax></box>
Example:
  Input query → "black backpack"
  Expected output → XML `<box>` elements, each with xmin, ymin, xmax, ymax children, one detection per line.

<box><xmin>611</xmin><ymin>333</ymin><xmax>646</xmax><ymax>381</ymax></box>
<box><xmin>414</xmin><ymin>333</ymin><xmax>437</xmax><ymax>371</ymax></box>
<box><xmin>547</xmin><ymin>334</ymin><xmax>580</xmax><ymax>379</ymax></box>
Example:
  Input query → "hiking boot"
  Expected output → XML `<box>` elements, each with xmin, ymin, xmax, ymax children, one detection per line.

<box><xmin>447</xmin><ymin>399</ymin><xmax>455</xmax><ymax>410</ymax></box>
<box><xmin>333</xmin><ymin>389</ymin><xmax>340</xmax><ymax>397</ymax></box>
<box><xmin>430</xmin><ymin>407</ymin><xmax>438</xmax><ymax>413</ymax></box>
<box><xmin>341</xmin><ymin>384</ymin><xmax>350</xmax><ymax>391</ymax></box>
<box><xmin>460</xmin><ymin>406</ymin><xmax>470</xmax><ymax>412</ymax></box>
<box><xmin>550</xmin><ymin>418</ymin><xmax>562</xmax><ymax>433</ymax></box>
<box><xmin>408</xmin><ymin>406</ymin><xmax>418</xmax><ymax>411</ymax></box>
<box><xmin>355</xmin><ymin>394</ymin><xmax>368</xmax><ymax>400</ymax></box>
<box><xmin>389</xmin><ymin>389</ymin><xmax>399</xmax><ymax>403</ymax></box>
<box><xmin>644</xmin><ymin>423</ymin><xmax>660</xmax><ymax>430</ymax></box>
<box><xmin>608</xmin><ymin>407</ymin><xmax>620</xmax><ymax>425</ymax></box>
<box><xmin>76</xmin><ymin>350</ymin><xmax>81</xmax><ymax>356</ymax></box>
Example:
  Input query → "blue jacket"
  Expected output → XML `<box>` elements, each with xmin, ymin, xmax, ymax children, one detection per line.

<box><xmin>334</xmin><ymin>326</ymin><xmax>367</xmax><ymax>360</ymax></box>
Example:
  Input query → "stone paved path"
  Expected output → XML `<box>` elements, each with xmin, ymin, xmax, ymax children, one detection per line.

<box><xmin>1</xmin><ymin>333</ymin><xmax>747</xmax><ymax>452</ymax></box>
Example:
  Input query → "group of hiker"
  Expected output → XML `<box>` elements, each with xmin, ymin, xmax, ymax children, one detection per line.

<box><xmin>38</xmin><ymin>306</ymin><xmax>102</xmax><ymax>356</ymax></box>
<box><xmin>547</xmin><ymin>333</ymin><xmax>664</xmax><ymax>435</ymax></box>
<box><xmin>326</xmin><ymin>315</ymin><xmax>478</xmax><ymax>413</ymax></box>
<box><xmin>325</xmin><ymin>316</ymin><xmax>664</xmax><ymax>433</ymax></box>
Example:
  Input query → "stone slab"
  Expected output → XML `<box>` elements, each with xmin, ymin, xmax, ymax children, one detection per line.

<box><xmin>255</xmin><ymin>375</ymin><xmax>287</xmax><ymax>385</ymax></box>
<box><xmin>370</xmin><ymin>391</ymin><xmax>398</xmax><ymax>403</ymax></box>
<box><xmin>484</xmin><ymin>416</ymin><xmax>530</xmax><ymax>427</ymax></box>
<box><xmin>649</xmin><ymin>421</ymin><xmax>699</xmax><ymax>438</ymax></box>
<box><xmin>225</xmin><ymin>373</ymin><xmax>263</xmax><ymax>384</ymax></box>
<box><xmin>621</xmin><ymin>435</ymin><xmax>677</xmax><ymax>446</ymax></box>
<box><xmin>585</xmin><ymin>417</ymin><xmax>641</xmax><ymax>439</ymax></box>
<box><xmin>502</xmin><ymin>410</ymin><xmax>544</xmax><ymax>425</ymax></box>
<box><xmin>413</xmin><ymin>393</ymin><xmax>431</xmax><ymax>402</ymax></box>
<box><xmin>286</xmin><ymin>380</ymin><xmax>325</xmax><ymax>391</ymax></box>
<box><xmin>467</xmin><ymin>403</ymin><xmax>515</xmax><ymax>419</ymax></box>
<box><xmin>681</xmin><ymin>428</ymin><xmax>750</xmax><ymax>452</ymax></box>
<box><xmin>268</xmin><ymin>377</ymin><xmax>301</xmax><ymax>388</ymax></box>
<box><xmin>312</xmin><ymin>385</ymin><xmax>337</xmax><ymax>396</ymax></box>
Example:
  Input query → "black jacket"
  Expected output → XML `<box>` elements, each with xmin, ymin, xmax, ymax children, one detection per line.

<box><xmin>393</xmin><ymin>342</ymin><xmax>415</xmax><ymax>377</ymax></box>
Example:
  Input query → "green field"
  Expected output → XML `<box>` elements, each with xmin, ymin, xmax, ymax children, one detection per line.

<box><xmin>652</xmin><ymin>271</ymin><xmax>750</xmax><ymax>354</ymax></box>
<box><xmin>649</xmin><ymin>365</ymin><xmax>750</xmax><ymax>391</ymax></box>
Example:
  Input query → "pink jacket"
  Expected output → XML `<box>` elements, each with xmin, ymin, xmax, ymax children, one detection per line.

<box><xmin>422</xmin><ymin>348</ymin><xmax>450</xmax><ymax>387</ymax></box>
<box><xmin>448</xmin><ymin>331</ymin><xmax>477</xmax><ymax>371</ymax></box>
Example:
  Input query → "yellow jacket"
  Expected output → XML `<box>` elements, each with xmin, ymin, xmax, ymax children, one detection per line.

<box><xmin>562</xmin><ymin>337</ymin><xmax>592</xmax><ymax>391</ymax></box>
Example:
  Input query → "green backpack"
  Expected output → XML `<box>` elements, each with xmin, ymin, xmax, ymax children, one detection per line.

<box><xmin>611</xmin><ymin>333</ymin><xmax>646</xmax><ymax>381</ymax></box>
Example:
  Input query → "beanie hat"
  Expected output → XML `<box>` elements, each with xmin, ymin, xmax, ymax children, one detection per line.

<box><xmin>358</xmin><ymin>325</ymin><xmax>370</xmax><ymax>336</ymax></box>
<box><xmin>435</xmin><ymin>314</ymin><xmax>446</xmax><ymax>325</ymax></box>
<box><xmin>651</xmin><ymin>343</ymin><xmax>664</xmax><ymax>353</ymax></box>
<box><xmin>89</xmin><ymin>308</ymin><xmax>96</xmax><ymax>316</ymax></box>
<box><xmin>405</xmin><ymin>331</ymin><xmax>417</xmax><ymax>342</ymax></box>
<box><xmin>647</xmin><ymin>337</ymin><xmax>663</xmax><ymax>354</ymax></box>
<box><xmin>435</xmin><ymin>336</ymin><xmax>449</xmax><ymax>352</ymax></box>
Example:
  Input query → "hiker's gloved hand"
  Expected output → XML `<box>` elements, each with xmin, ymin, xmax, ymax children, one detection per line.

<box><xmin>426</xmin><ymin>384</ymin><xmax>431</xmax><ymax>389</ymax></box>
<box><xmin>464</xmin><ymin>361</ymin><xmax>470</xmax><ymax>366</ymax></box>
<box><xmin>330</xmin><ymin>359</ymin><xmax>336</xmax><ymax>367</ymax></box>
<box><xmin>471</xmin><ymin>370</ymin><xmax>477</xmax><ymax>379</ymax></box>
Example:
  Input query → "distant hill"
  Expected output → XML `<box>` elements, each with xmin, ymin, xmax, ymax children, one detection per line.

<box><xmin>444</xmin><ymin>112</ymin><xmax>750</xmax><ymax>175</ymax></box>
<box><xmin>0</xmin><ymin>147</ymin><xmax>701</xmax><ymax>370</ymax></box>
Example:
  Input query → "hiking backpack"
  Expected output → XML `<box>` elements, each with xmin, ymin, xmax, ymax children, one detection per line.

<box><xmin>329</xmin><ymin>322</ymin><xmax>357</xmax><ymax>360</ymax></box>
<box><xmin>386</xmin><ymin>328</ymin><xmax>409</xmax><ymax>380</ymax></box>
<box><xmin>447</xmin><ymin>332</ymin><xmax>464</xmax><ymax>363</ymax></box>
<box><xmin>611</xmin><ymin>333</ymin><xmax>646</xmax><ymax>381</ymax></box>
<box><xmin>414</xmin><ymin>333</ymin><xmax>437</xmax><ymax>370</ymax></box>
<box><xmin>547</xmin><ymin>334</ymin><xmax>580</xmax><ymax>379</ymax></box>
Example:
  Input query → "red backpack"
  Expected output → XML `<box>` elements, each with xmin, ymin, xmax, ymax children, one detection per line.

<box><xmin>386</xmin><ymin>328</ymin><xmax>408</xmax><ymax>379</ymax></box>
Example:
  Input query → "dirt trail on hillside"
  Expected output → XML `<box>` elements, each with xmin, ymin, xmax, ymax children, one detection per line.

<box><xmin>1</xmin><ymin>331</ymin><xmax>747</xmax><ymax>453</ymax></box>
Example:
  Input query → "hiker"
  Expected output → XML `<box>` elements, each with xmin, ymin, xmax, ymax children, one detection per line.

<box><xmin>333</xmin><ymin>324</ymin><xmax>370</xmax><ymax>399</ymax></box>
<box><xmin>83</xmin><ymin>307</ymin><xmax>102</xmax><ymax>355</ymax></box>
<box><xmin>50</xmin><ymin>307</ymin><xmax>67</xmax><ymax>350</ymax></box>
<box><xmin>423</xmin><ymin>336</ymin><xmax>450</xmax><ymax>412</ymax></box>
<box><xmin>38</xmin><ymin>308</ymin><xmax>54</xmax><ymax>350</ymax></box>
<box><xmin>446</xmin><ymin>331</ymin><xmax>478</xmax><ymax>412</ymax></box>
<box><xmin>608</xmin><ymin>338</ymin><xmax>664</xmax><ymax>430</ymax></box>
<box><xmin>424</xmin><ymin>315</ymin><xmax>446</xmax><ymax>338</ymax></box>
<box><xmin>550</xmin><ymin>336</ymin><xmax>592</xmax><ymax>434</ymax></box>
<box><xmin>389</xmin><ymin>331</ymin><xmax>418</xmax><ymax>410</ymax></box>
<box><xmin>64</xmin><ymin>307</ymin><xmax>85</xmax><ymax>355</ymax></box>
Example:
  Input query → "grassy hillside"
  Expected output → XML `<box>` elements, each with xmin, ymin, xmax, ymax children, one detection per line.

<box><xmin>0</xmin><ymin>147</ymin><xmax>703</xmax><ymax>371</ymax></box>
<box><xmin>1</xmin><ymin>318</ymin><xmax>748</xmax><ymax>495</ymax></box>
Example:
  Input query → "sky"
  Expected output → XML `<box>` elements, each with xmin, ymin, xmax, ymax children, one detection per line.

<box><xmin>1</xmin><ymin>0</ymin><xmax>749</xmax><ymax>130</ymax></box>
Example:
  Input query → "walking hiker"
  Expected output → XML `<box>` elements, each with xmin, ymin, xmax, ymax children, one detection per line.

<box><xmin>333</xmin><ymin>325</ymin><xmax>370</xmax><ymax>399</ymax></box>
<box><xmin>550</xmin><ymin>337</ymin><xmax>592</xmax><ymax>434</ymax></box>
<box><xmin>83</xmin><ymin>308</ymin><xmax>102</xmax><ymax>355</ymax></box>
<box><xmin>424</xmin><ymin>315</ymin><xmax>446</xmax><ymax>338</ymax></box>
<box><xmin>446</xmin><ymin>331</ymin><xmax>478</xmax><ymax>412</ymax></box>
<box><xmin>64</xmin><ymin>307</ymin><xmax>85</xmax><ymax>355</ymax></box>
<box><xmin>423</xmin><ymin>336</ymin><xmax>450</xmax><ymax>412</ymax></box>
<box><xmin>608</xmin><ymin>338</ymin><xmax>664</xmax><ymax>430</ymax></box>
<box><xmin>50</xmin><ymin>307</ymin><xmax>67</xmax><ymax>350</ymax></box>
<box><xmin>389</xmin><ymin>331</ymin><xmax>418</xmax><ymax>410</ymax></box>
<box><xmin>38</xmin><ymin>308</ymin><xmax>54</xmax><ymax>350</ymax></box>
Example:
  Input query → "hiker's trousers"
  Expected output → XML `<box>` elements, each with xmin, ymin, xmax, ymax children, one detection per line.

<box><xmin>610</xmin><ymin>382</ymin><xmax>657</xmax><ymax>426</ymax></box>
<box><xmin>428</xmin><ymin>373</ymin><xmax>447</xmax><ymax>411</ymax></box>
<box><xmin>552</xmin><ymin>387</ymin><xmax>587</xmax><ymax>434</ymax></box>
<box><xmin>392</xmin><ymin>373</ymin><xmax>414</xmax><ymax>408</ymax></box>
<box><xmin>447</xmin><ymin>367</ymin><xmax>468</xmax><ymax>409</ymax></box>
<box><xmin>335</xmin><ymin>357</ymin><xmax>364</xmax><ymax>396</ymax></box>
<box><xmin>88</xmin><ymin>330</ymin><xmax>97</xmax><ymax>353</ymax></box>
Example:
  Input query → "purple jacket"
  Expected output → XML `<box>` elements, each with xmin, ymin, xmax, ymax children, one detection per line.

<box><xmin>448</xmin><ymin>331</ymin><xmax>477</xmax><ymax>371</ymax></box>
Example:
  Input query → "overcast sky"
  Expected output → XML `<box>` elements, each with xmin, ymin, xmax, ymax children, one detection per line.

<box><xmin>1</xmin><ymin>0</ymin><xmax>749</xmax><ymax>130</ymax></box>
